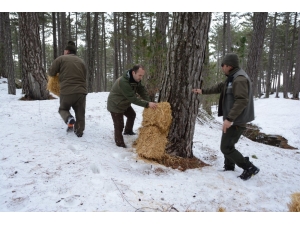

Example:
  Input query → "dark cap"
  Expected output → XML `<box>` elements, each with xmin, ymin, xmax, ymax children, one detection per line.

<box><xmin>65</xmin><ymin>41</ymin><xmax>76</xmax><ymax>54</ymax></box>
<box><xmin>221</xmin><ymin>53</ymin><xmax>239</xmax><ymax>68</ymax></box>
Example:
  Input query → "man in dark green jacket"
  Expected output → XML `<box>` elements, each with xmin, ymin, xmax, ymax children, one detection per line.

<box><xmin>192</xmin><ymin>53</ymin><xmax>259</xmax><ymax>180</ymax></box>
<box><xmin>48</xmin><ymin>41</ymin><xmax>87</xmax><ymax>137</ymax></box>
<box><xmin>107</xmin><ymin>64</ymin><xmax>157</xmax><ymax>148</ymax></box>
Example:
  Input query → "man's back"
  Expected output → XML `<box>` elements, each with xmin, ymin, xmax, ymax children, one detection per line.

<box><xmin>49</xmin><ymin>54</ymin><xmax>87</xmax><ymax>95</ymax></box>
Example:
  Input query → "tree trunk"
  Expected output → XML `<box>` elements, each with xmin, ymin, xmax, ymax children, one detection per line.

<box><xmin>18</xmin><ymin>12</ymin><xmax>49</xmax><ymax>100</ymax></box>
<box><xmin>57</xmin><ymin>13</ymin><xmax>61</xmax><ymax>55</ymax></box>
<box><xmin>126</xmin><ymin>12</ymin><xmax>133</xmax><ymax>67</ymax></box>
<box><xmin>222</xmin><ymin>13</ymin><xmax>226</xmax><ymax>57</ymax></box>
<box><xmin>68</xmin><ymin>12</ymin><xmax>71</xmax><ymax>40</ymax></box>
<box><xmin>226</xmin><ymin>12</ymin><xmax>232</xmax><ymax>52</ymax></box>
<box><xmin>41</xmin><ymin>13</ymin><xmax>46</xmax><ymax>70</ymax></box>
<box><xmin>0</xmin><ymin>13</ymin><xmax>6</xmax><ymax>78</ymax></box>
<box><xmin>113</xmin><ymin>12</ymin><xmax>119</xmax><ymax>82</ymax></box>
<box><xmin>135</xmin><ymin>13</ymin><xmax>140</xmax><ymax>62</ymax></box>
<box><xmin>246</xmin><ymin>12</ymin><xmax>268</xmax><ymax>97</ymax></box>
<box><xmin>292</xmin><ymin>20</ymin><xmax>300</xmax><ymax>99</ymax></box>
<box><xmin>102</xmin><ymin>13</ymin><xmax>107</xmax><ymax>92</ymax></box>
<box><xmin>146</xmin><ymin>12</ymin><xmax>169</xmax><ymax>101</ymax></box>
<box><xmin>60</xmin><ymin>12</ymin><xmax>67</xmax><ymax>54</ymax></box>
<box><xmin>275</xmin><ymin>53</ymin><xmax>283</xmax><ymax>98</ymax></box>
<box><xmin>283</xmin><ymin>12</ymin><xmax>290</xmax><ymax>98</ymax></box>
<box><xmin>52</xmin><ymin>12</ymin><xmax>58</xmax><ymax>59</ymax></box>
<box><xmin>118</xmin><ymin>13</ymin><xmax>123</xmax><ymax>78</ymax></box>
<box><xmin>86</xmin><ymin>12</ymin><xmax>93</xmax><ymax>93</ymax></box>
<box><xmin>288</xmin><ymin>13</ymin><xmax>297</xmax><ymax>94</ymax></box>
<box><xmin>158</xmin><ymin>12</ymin><xmax>211</xmax><ymax>158</ymax></box>
<box><xmin>265</xmin><ymin>12</ymin><xmax>277</xmax><ymax>98</ymax></box>
<box><xmin>96</xmin><ymin>13</ymin><xmax>102</xmax><ymax>92</ymax></box>
<box><xmin>122</xmin><ymin>13</ymin><xmax>126</xmax><ymax>74</ymax></box>
<box><xmin>75</xmin><ymin>13</ymin><xmax>78</xmax><ymax>50</ymax></box>
<box><xmin>3</xmin><ymin>12</ymin><xmax>16</xmax><ymax>94</ymax></box>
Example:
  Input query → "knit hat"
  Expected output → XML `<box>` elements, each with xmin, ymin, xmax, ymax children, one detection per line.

<box><xmin>222</xmin><ymin>53</ymin><xmax>239</xmax><ymax>68</ymax></box>
<box><xmin>65</xmin><ymin>41</ymin><xmax>76</xmax><ymax>54</ymax></box>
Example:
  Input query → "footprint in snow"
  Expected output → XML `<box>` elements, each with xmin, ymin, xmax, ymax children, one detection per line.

<box><xmin>67</xmin><ymin>144</ymin><xmax>81</xmax><ymax>156</ymax></box>
<box><xmin>90</xmin><ymin>164</ymin><xmax>100</xmax><ymax>174</ymax></box>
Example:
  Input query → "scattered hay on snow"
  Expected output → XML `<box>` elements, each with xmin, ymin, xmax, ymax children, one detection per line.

<box><xmin>47</xmin><ymin>73</ymin><xmax>60</xmax><ymax>96</ymax></box>
<box><xmin>288</xmin><ymin>192</ymin><xmax>300</xmax><ymax>212</ymax></box>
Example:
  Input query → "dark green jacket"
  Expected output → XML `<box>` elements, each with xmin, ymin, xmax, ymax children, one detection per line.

<box><xmin>48</xmin><ymin>54</ymin><xmax>87</xmax><ymax>95</ymax></box>
<box><xmin>202</xmin><ymin>68</ymin><xmax>254</xmax><ymax>125</ymax></box>
<box><xmin>107</xmin><ymin>69</ymin><xmax>150</xmax><ymax>113</ymax></box>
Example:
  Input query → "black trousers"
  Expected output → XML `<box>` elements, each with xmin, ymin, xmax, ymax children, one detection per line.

<box><xmin>110</xmin><ymin>106</ymin><xmax>136</xmax><ymax>145</ymax></box>
<box><xmin>59</xmin><ymin>93</ymin><xmax>86</xmax><ymax>134</ymax></box>
<box><xmin>220</xmin><ymin>125</ymin><xmax>249</xmax><ymax>169</ymax></box>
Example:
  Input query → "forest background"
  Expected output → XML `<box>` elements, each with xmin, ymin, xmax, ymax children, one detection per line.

<box><xmin>1</xmin><ymin>4</ymin><xmax>300</xmax><ymax>164</ymax></box>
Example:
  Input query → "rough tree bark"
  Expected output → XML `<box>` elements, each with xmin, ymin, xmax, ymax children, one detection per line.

<box><xmin>282</xmin><ymin>12</ymin><xmax>290</xmax><ymax>98</ymax></box>
<box><xmin>52</xmin><ymin>12</ymin><xmax>58</xmax><ymax>59</ymax></box>
<box><xmin>158</xmin><ymin>12</ymin><xmax>211</xmax><ymax>158</ymax></box>
<box><xmin>18</xmin><ymin>12</ymin><xmax>49</xmax><ymax>100</ymax></box>
<box><xmin>3</xmin><ymin>12</ymin><xmax>16</xmax><ymax>95</ymax></box>
<box><xmin>146</xmin><ymin>12</ymin><xmax>169</xmax><ymax>101</ymax></box>
<box><xmin>292</xmin><ymin>20</ymin><xmax>300</xmax><ymax>99</ymax></box>
<box><xmin>226</xmin><ymin>12</ymin><xmax>232</xmax><ymax>53</ymax></box>
<box><xmin>113</xmin><ymin>12</ymin><xmax>119</xmax><ymax>82</ymax></box>
<box><xmin>246</xmin><ymin>12</ymin><xmax>268</xmax><ymax>97</ymax></box>
<box><xmin>125</xmin><ymin>12</ymin><xmax>133</xmax><ymax>67</ymax></box>
<box><xmin>265</xmin><ymin>12</ymin><xmax>277</xmax><ymax>98</ymax></box>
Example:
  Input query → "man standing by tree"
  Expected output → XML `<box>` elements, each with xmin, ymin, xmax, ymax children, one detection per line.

<box><xmin>192</xmin><ymin>53</ymin><xmax>259</xmax><ymax>180</ymax></box>
<box><xmin>107</xmin><ymin>64</ymin><xmax>157</xmax><ymax>148</ymax></box>
<box><xmin>48</xmin><ymin>41</ymin><xmax>87</xmax><ymax>137</ymax></box>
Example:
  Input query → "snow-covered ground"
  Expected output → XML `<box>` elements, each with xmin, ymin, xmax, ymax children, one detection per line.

<box><xmin>0</xmin><ymin>78</ymin><xmax>299</xmax><ymax>223</ymax></box>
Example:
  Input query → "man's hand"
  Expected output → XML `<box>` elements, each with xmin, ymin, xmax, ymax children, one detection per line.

<box><xmin>192</xmin><ymin>89</ymin><xmax>202</xmax><ymax>94</ymax></box>
<box><xmin>148</xmin><ymin>102</ymin><xmax>157</xmax><ymax>109</ymax></box>
<box><xmin>223</xmin><ymin>119</ymin><xmax>233</xmax><ymax>133</ymax></box>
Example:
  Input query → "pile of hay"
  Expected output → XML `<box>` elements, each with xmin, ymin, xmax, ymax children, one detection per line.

<box><xmin>47</xmin><ymin>73</ymin><xmax>60</xmax><ymax>96</ymax></box>
<box><xmin>135</xmin><ymin>101</ymin><xmax>209</xmax><ymax>171</ymax></box>
<box><xmin>135</xmin><ymin>102</ymin><xmax>172</xmax><ymax>160</ymax></box>
<box><xmin>288</xmin><ymin>192</ymin><xmax>300</xmax><ymax>212</ymax></box>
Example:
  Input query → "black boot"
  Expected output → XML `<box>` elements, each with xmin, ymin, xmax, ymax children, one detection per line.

<box><xmin>238</xmin><ymin>159</ymin><xmax>260</xmax><ymax>180</ymax></box>
<box><xmin>123</xmin><ymin>131</ymin><xmax>136</xmax><ymax>135</ymax></box>
<box><xmin>223</xmin><ymin>165</ymin><xmax>235</xmax><ymax>171</ymax></box>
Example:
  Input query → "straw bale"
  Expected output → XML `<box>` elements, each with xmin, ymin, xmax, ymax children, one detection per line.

<box><xmin>136</xmin><ymin>126</ymin><xmax>167</xmax><ymax>160</ymax></box>
<box><xmin>142</xmin><ymin>102</ymin><xmax>172</xmax><ymax>134</ymax></box>
<box><xmin>135</xmin><ymin>101</ymin><xmax>209</xmax><ymax>171</ymax></box>
<box><xmin>47</xmin><ymin>73</ymin><xmax>60</xmax><ymax>96</ymax></box>
<box><xmin>288</xmin><ymin>192</ymin><xmax>300</xmax><ymax>212</ymax></box>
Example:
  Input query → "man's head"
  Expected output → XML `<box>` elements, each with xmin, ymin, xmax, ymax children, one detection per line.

<box><xmin>132</xmin><ymin>64</ymin><xmax>145</xmax><ymax>82</ymax></box>
<box><xmin>221</xmin><ymin>53</ymin><xmax>239</xmax><ymax>75</ymax></box>
<box><xmin>64</xmin><ymin>41</ymin><xmax>76</xmax><ymax>55</ymax></box>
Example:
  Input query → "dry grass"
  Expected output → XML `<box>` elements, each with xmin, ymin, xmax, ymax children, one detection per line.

<box><xmin>135</xmin><ymin>102</ymin><xmax>209</xmax><ymax>171</ymax></box>
<box><xmin>141</xmin><ymin>101</ymin><xmax>172</xmax><ymax>134</ymax></box>
<box><xmin>135</xmin><ymin>102</ymin><xmax>172</xmax><ymax>161</ymax></box>
<box><xmin>217</xmin><ymin>207</ymin><xmax>226</xmax><ymax>212</ymax></box>
<box><xmin>288</xmin><ymin>192</ymin><xmax>300</xmax><ymax>212</ymax></box>
<box><xmin>136</xmin><ymin>126</ymin><xmax>167</xmax><ymax>160</ymax></box>
<box><xmin>47</xmin><ymin>73</ymin><xmax>60</xmax><ymax>96</ymax></box>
